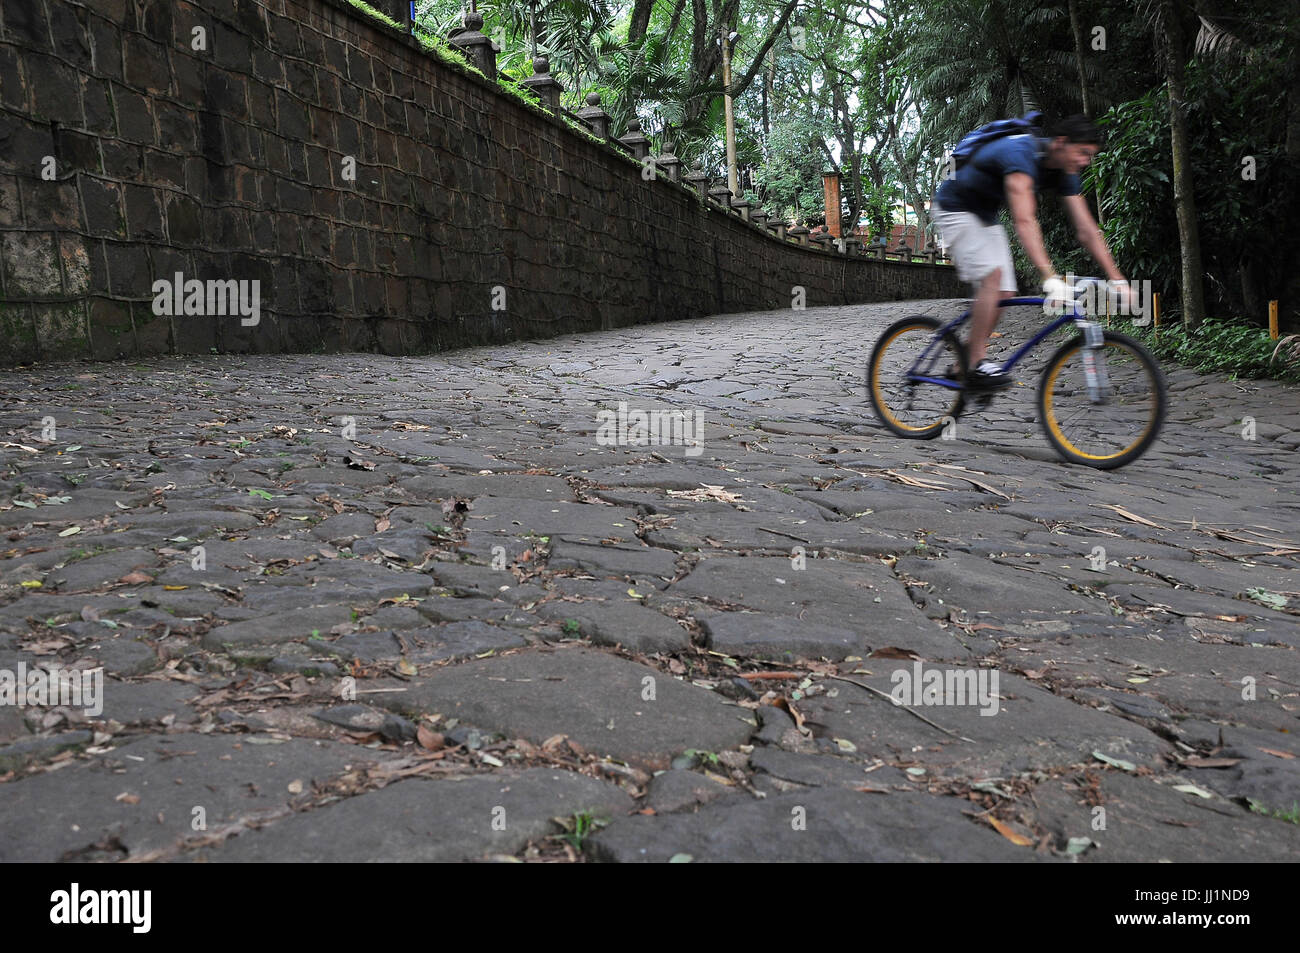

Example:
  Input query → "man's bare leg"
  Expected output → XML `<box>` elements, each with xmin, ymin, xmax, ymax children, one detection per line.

<box><xmin>966</xmin><ymin>267</ymin><xmax>1003</xmax><ymax>366</ymax></box>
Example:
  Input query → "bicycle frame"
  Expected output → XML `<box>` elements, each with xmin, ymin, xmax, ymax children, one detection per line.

<box><xmin>905</xmin><ymin>296</ymin><xmax>1094</xmax><ymax>390</ymax></box>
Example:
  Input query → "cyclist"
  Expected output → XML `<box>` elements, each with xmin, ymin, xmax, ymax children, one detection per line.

<box><xmin>931</xmin><ymin>114</ymin><xmax>1130</xmax><ymax>388</ymax></box>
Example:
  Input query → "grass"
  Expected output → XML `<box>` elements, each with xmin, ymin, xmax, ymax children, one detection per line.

<box><xmin>553</xmin><ymin>810</ymin><xmax>607</xmax><ymax>850</ymax></box>
<box><xmin>1249</xmin><ymin>799</ymin><xmax>1300</xmax><ymax>825</ymax></box>
<box><xmin>1122</xmin><ymin>315</ymin><xmax>1300</xmax><ymax>384</ymax></box>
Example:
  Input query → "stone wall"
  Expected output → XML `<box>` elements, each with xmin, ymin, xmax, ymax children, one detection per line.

<box><xmin>0</xmin><ymin>0</ymin><xmax>961</xmax><ymax>364</ymax></box>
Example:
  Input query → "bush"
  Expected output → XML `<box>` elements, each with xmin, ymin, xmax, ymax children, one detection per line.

<box><xmin>1126</xmin><ymin>316</ymin><xmax>1300</xmax><ymax>384</ymax></box>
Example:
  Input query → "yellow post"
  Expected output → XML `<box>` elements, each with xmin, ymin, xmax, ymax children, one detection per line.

<box><xmin>1153</xmin><ymin>292</ymin><xmax>1160</xmax><ymax>338</ymax></box>
<box><xmin>1269</xmin><ymin>300</ymin><xmax>1279</xmax><ymax>340</ymax></box>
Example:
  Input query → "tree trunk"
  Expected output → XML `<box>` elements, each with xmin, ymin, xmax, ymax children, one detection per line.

<box><xmin>1162</xmin><ymin>0</ymin><xmax>1206</xmax><ymax>330</ymax></box>
<box><xmin>1067</xmin><ymin>0</ymin><xmax>1105</xmax><ymax>226</ymax></box>
<box><xmin>1284</xmin><ymin>8</ymin><xmax>1300</xmax><ymax>329</ymax></box>
<box><xmin>1067</xmin><ymin>0</ymin><xmax>1091</xmax><ymax>117</ymax></box>
<box><xmin>628</xmin><ymin>0</ymin><xmax>655</xmax><ymax>46</ymax></box>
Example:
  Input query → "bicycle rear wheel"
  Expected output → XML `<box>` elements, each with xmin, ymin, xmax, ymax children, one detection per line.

<box><xmin>1038</xmin><ymin>330</ymin><xmax>1166</xmax><ymax>468</ymax></box>
<box><xmin>868</xmin><ymin>316</ymin><xmax>967</xmax><ymax>439</ymax></box>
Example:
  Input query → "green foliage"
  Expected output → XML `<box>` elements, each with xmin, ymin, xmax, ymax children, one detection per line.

<box><xmin>1249</xmin><ymin>799</ymin><xmax>1300</xmax><ymax>825</ymax></box>
<box><xmin>345</xmin><ymin>0</ymin><xmax>403</xmax><ymax>32</ymax></box>
<box><xmin>554</xmin><ymin>810</ymin><xmax>608</xmax><ymax>849</ymax></box>
<box><xmin>1127</xmin><ymin>317</ymin><xmax>1300</xmax><ymax>384</ymax></box>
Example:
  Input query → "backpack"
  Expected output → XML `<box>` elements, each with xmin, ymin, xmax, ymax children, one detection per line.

<box><xmin>951</xmin><ymin>112</ymin><xmax>1045</xmax><ymax>171</ymax></box>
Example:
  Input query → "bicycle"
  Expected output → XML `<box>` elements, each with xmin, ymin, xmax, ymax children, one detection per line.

<box><xmin>867</xmin><ymin>277</ymin><xmax>1167</xmax><ymax>468</ymax></box>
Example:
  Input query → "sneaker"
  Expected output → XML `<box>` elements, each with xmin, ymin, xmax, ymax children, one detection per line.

<box><xmin>965</xmin><ymin>360</ymin><xmax>1013</xmax><ymax>389</ymax></box>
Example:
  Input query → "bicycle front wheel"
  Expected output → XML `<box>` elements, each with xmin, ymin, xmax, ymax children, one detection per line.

<box><xmin>1038</xmin><ymin>330</ymin><xmax>1166</xmax><ymax>468</ymax></box>
<box><xmin>868</xmin><ymin>315</ymin><xmax>967</xmax><ymax>439</ymax></box>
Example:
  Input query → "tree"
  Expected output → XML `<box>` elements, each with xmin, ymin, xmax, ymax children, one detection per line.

<box><xmin>1158</xmin><ymin>0</ymin><xmax>1207</xmax><ymax>329</ymax></box>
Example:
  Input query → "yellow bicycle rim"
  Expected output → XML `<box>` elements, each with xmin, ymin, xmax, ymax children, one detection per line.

<box><xmin>1043</xmin><ymin>342</ymin><xmax>1156</xmax><ymax>461</ymax></box>
<box><xmin>872</xmin><ymin>324</ymin><xmax>953</xmax><ymax>433</ymax></box>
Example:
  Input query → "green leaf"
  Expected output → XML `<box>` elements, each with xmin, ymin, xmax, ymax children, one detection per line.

<box><xmin>248</xmin><ymin>489</ymin><xmax>274</xmax><ymax>501</ymax></box>
<box><xmin>1066</xmin><ymin>837</ymin><xmax>1093</xmax><ymax>855</ymax></box>
<box><xmin>668</xmin><ymin>853</ymin><xmax>694</xmax><ymax>863</ymax></box>
<box><xmin>1092</xmin><ymin>751</ymin><xmax>1136</xmax><ymax>772</ymax></box>
<box><xmin>1173</xmin><ymin>784</ymin><xmax>1213</xmax><ymax>799</ymax></box>
<box><xmin>1245</xmin><ymin>587</ymin><xmax>1288</xmax><ymax>609</ymax></box>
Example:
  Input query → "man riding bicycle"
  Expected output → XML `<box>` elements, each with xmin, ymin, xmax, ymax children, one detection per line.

<box><xmin>931</xmin><ymin>114</ymin><xmax>1130</xmax><ymax>389</ymax></box>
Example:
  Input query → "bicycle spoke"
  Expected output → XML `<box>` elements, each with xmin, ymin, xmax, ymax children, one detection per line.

<box><xmin>1044</xmin><ymin>340</ymin><xmax>1160</xmax><ymax>461</ymax></box>
<box><xmin>869</xmin><ymin>321</ymin><xmax>964</xmax><ymax>435</ymax></box>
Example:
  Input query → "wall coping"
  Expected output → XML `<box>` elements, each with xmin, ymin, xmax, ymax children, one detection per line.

<box><xmin>316</xmin><ymin>0</ymin><xmax>951</xmax><ymax>268</ymax></box>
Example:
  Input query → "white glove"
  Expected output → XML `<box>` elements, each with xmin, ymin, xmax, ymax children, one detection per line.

<box><xmin>1042</xmin><ymin>275</ymin><xmax>1069</xmax><ymax>314</ymax></box>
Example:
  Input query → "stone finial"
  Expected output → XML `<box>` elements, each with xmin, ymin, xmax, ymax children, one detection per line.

<box><xmin>576</xmin><ymin>91</ymin><xmax>611</xmax><ymax>139</ymax></box>
<box><xmin>893</xmin><ymin>239</ymin><xmax>914</xmax><ymax>262</ymax></box>
<box><xmin>683</xmin><ymin>158</ymin><xmax>709</xmax><ymax>201</ymax></box>
<box><xmin>521</xmin><ymin>55</ymin><xmax>563</xmax><ymax>111</ymax></box>
<box><xmin>448</xmin><ymin>9</ymin><xmax>497</xmax><ymax>80</ymax></box>
<box><xmin>923</xmin><ymin>239</ymin><xmax>940</xmax><ymax>264</ymax></box>
<box><xmin>707</xmin><ymin>181</ymin><xmax>733</xmax><ymax>209</ymax></box>
<box><xmin>787</xmin><ymin>225</ymin><xmax>810</xmax><ymax>246</ymax></box>
<box><xmin>654</xmin><ymin>133</ymin><xmax>682</xmax><ymax>183</ymax></box>
<box><xmin>618</xmin><ymin>118</ymin><xmax>651</xmax><ymax>160</ymax></box>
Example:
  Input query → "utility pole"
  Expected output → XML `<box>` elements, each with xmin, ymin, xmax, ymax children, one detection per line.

<box><xmin>722</xmin><ymin>27</ymin><xmax>739</xmax><ymax>197</ymax></box>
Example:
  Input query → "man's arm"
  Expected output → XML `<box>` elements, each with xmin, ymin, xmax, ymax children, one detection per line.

<box><xmin>1005</xmin><ymin>173</ymin><xmax>1055</xmax><ymax>281</ymax></box>
<box><xmin>1062</xmin><ymin>194</ymin><xmax>1124</xmax><ymax>283</ymax></box>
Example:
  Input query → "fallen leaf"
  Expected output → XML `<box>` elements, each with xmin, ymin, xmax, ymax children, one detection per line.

<box><xmin>416</xmin><ymin>726</ymin><xmax>445</xmax><ymax>750</ymax></box>
<box><xmin>119</xmin><ymin>572</ymin><xmax>152</xmax><ymax>585</ymax></box>
<box><xmin>343</xmin><ymin>456</ymin><xmax>375</xmax><ymax>471</ymax></box>
<box><xmin>666</xmin><ymin>484</ymin><xmax>745</xmax><ymax>504</ymax></box>
<box><xmin>1257</xmin><ymin>747</ymin><xmax>1296</xmax><ymax>760</ymax></box>
<box><xmin>375</xmin><ymin>518</ymin><xmax>391</xmax><ymax>533</ymax></box>
<box><xmin>287</xmin><ymin>780</ymin><xmax>303</xmax><ymax>794</ymax></box>
<box><xmin>1093</xmin><ymin>503</ymin><xmax>1167</xmax><ymax>530</ymax></box>
<box><xmin>1092</xmin><ymin>751</ymin><xmax>1137</xmax><ymax>772</ymax></box>
<box><xmin>1182</xmin><ymin>757</ymin><xmax>1241</xmax><ymax>768</ymax></box>
<box><xmin>1244</xmin><ymin>587</ymin><xmax>1288</xmax><ymax>609</ymax></box>
<box><xmin>870</xmin><ymin>646</ymin><xmax>921</xmax><ymax>660</ymax></box>
<box><xmin>58</xmin><ymin>526</ymin><xmax>81</xmax><ymax>537</ymax></box>
<box><xmin>988</xmin><ymin>817</ymin><xmax>1033</xmax><ymax>846</ymax></box>
<box><xmin>1173</xmin><ymin>784</ymin><xmax>1213</xmax><ymax>799</ymax></box>
<box><xmin>162</xmin><ymin>585</ymin><xmax>188</xmax><ymax>591</ymax></box>
<box><xmin>1066</xmin><ymin>836</ymin><xmax>1094</xmax><ymax>855</ymax></box>
<box><xmin>396</xmin><ymin>659</ymin><xmax>418</xmax><ymax>676</ymax></box>
<box><xmin>115</xmin><ymin>792</ymin><xmax>141</xmax><ymax>805</ymax></box>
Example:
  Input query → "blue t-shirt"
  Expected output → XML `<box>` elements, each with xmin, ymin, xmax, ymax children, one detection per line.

<box><xmin>933</xmin><ymin>134</ymin><xmax>1080</xmax><ymax>225</ymax></box>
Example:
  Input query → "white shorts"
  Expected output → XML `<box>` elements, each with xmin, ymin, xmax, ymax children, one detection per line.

<box><xmin>932</xmin><ymin>207</ymin><xmax>1018</xmax><ymax>293</ymax></box>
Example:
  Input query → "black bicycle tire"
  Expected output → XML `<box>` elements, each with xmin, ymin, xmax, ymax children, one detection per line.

<box><xmin>1037</xmin><ymin>330</ymin><xmax>1167</xmax><ymax>469</ymax></box>
<box><xmin>868</xmin><ymin>315</ymin><xmax>968</xmax><ymax>439</ymax></box>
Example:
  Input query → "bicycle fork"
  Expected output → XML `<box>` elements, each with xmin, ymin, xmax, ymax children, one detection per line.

<box><xmin>1077</xmin><ymin>319</ymin><xmax>1110</xmax><ymax>403</ymax></box>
